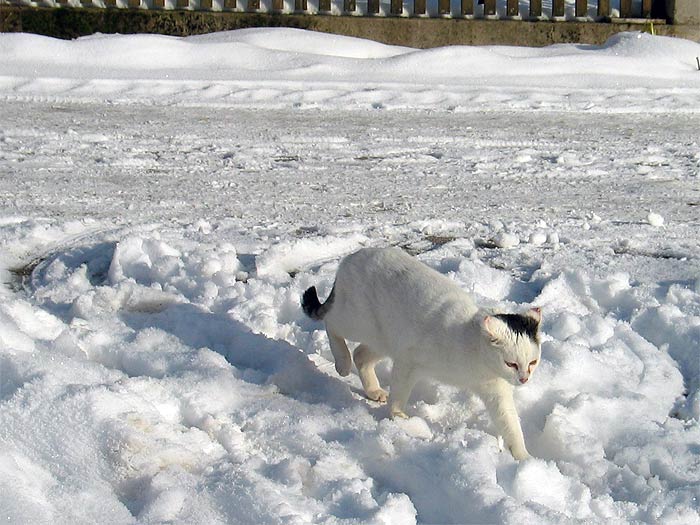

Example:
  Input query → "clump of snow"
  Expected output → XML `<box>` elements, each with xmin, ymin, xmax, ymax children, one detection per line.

<box><xmin>647</xmin><ymin>212</ymin><xmax>665</xmax><ymax>227</ymax></box>
<box><xmin>528</xmin><ymin>231</ymin><xmax>548</xmax><ymax>246</ymax></box>
<box><xmin>393</xmin><ymin>416</ymin><xmax>434</xmax><ymax>440</ymax></box>
<box><xmin>499</xmin><ymin>459</ymin><xmax>594</xmax><ymax>519</ymax></box>
<box><xmin>493</xmin><ymin>232</ymin><xmax>520</xmax><ymax>249</ymax></box>
<box><xmin>255</xmin><ymin>234</ymin><xmax>368</xmax><ymax>282</ymax></box>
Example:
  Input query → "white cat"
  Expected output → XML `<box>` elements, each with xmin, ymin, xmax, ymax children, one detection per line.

<box><xmin>302</xmin><ymin>247</ymin><xmax>541</xmax><ymax>460</ymax></box>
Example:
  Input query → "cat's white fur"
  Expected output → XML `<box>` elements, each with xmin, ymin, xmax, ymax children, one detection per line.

<box><xmin>305</xmin><ymin>247</ymin><xmax>541</xmax><ymax>460</ymax></box>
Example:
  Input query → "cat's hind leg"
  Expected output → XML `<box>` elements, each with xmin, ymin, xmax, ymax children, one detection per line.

<box><xmin>353</xmin><ymin>344</ymin><xmax>388</xmax><ymax>403</ymax></box>
<box><xmin>388</xmin><ymin>359</ymin><xmax>417</xmax><ymax>419</ymax></box>
<box><xmin>327</xmin><ymin>329</ymin><xmax>352</xmax><ymax>377</ymax></box>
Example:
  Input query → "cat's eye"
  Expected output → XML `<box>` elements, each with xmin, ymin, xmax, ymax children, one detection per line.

<box><xmin>505</xmin><ymin>361</ymin><xmax>518</xmax><ymax>370</ymax></box>
<box><xmin>529</xmin><ymin>360</ymin><xmax>538</xmax><ymax>366</ymax></box>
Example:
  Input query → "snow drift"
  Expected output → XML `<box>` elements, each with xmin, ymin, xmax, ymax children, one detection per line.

<box><xmin>1</xmin><ymin>29</ymin><xmax>699</xmax><ymax>112</ymax></box>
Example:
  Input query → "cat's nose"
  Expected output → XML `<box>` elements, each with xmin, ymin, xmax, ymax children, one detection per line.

<box><xmin>519</xmin><ymin>377</ymin><xmax>529</xmax><ymax>384</ymax></box>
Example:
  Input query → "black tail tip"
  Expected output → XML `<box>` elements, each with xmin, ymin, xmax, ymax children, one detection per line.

<box><xmin>302</xmin><ymin>286</ymin><xmax>321</xmax><ymax>319</ymax></box>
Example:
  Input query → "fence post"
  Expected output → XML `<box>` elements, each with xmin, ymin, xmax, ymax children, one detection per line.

<box><xmin>575</xmin><ymin>0</ymin><xmax>586</xmax><ymax>17</ymax></box>
<box><xmin>391</xmin><ymin>0</ymin><xmax>402</xmax><ymax>14</ymax></box>
<box><xmin>414</xmin><ymin>0</ymin><xmax>426</xmax><ymax>14</ymax></box>
<box><xmin>598</xmin><ymin>0</ymin><xmax>610</xmax><ymax>17</ymax></box>
<box><xmin>484</xmin><ymin>0</ymin><xmax>496</xmax><ymax>16</ymax></box>
<box><xmin>620</xmin><ymin>0</ymin><xmax>633</xmax><ymax>17</ymax></box>
<box><xmin>368</xmin><ymin>0</ymin><xmax>380</xmax><ymax>13</ymax></box>
<box><xmin>529</xmin><ymin>0</ymin><xmax>542</xmax><ymax>18</ymax></box>
<box><xmin>552</xmin><ymin>0</ymin><xmax>565</xmax><ymax>17</ymax></box>
<box><xmin>666</xmin><ymin>0</ymin><xmax>700</xmax><ymax>24</ymax></box>
<box><xmin>462</xmin><ymin>0</ymin><xmax>473</xmax><ymax>16</ymax></box>
<box><xmin>438</xmin><ymin>0</ymin><xmax>450</xmax><ymax>15</ymax></box>
<box><xmin>506</xmin><ymin>0</ymin><xmax>518</xmax><ymax>16</ymax></box>
<box><xmin>344</xmin><ymin>0</ymin><xmax>355</xmax><ymax>12</ymax></box>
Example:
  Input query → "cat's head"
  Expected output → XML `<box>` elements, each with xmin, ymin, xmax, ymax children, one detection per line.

<box><xmin>480</xmin><ymin>308</ymin><xmax>542</xmax><ymax>386</ymax></box>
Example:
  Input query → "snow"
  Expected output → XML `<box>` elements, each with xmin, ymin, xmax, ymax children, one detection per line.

<box><xmin>2</xmin><ymin>28</ymin><xmax>700</xmax><ymax>112</ymax></box>
<box><xmin>1</xmin><ymin>27</ymin><xmax>700</xmax><ymax>524</ymax></box>
<box><xmin>647</xmin><ymin>212</ymin><xmax>665</xmax><ymax>227</ymax></box>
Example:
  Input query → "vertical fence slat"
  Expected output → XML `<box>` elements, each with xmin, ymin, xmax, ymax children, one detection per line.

<box><xmin>620</xmin><ymin>0</ymin><xmax>633</xmax><ymax>17</ymax></box>
<box><xmin>462</xmin><ymin>0</ymin><xmax>473</xmax><ymax>16</ymax></box>
<box><xmin>529</xmin><ymin>0</ymin><xmax>541</xmax><ymax>17</ymax></box>
<box><xmin>35</xmin><ymin>0</ymin><xmax>660</xmax><ymax>21</ymax></box>
<box><xmin>552</xmin><ymin>0</ymin><xmax>565</xmax><ymax>17</ymax></box>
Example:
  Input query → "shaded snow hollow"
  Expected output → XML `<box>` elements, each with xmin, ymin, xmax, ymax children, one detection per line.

<box><xmin>1</xmin><ymin>28</ymin><xmax>700</xmax><ymax>525</ymax></box>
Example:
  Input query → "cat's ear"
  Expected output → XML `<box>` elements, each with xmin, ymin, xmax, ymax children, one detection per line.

<box><xmin>525</xmin><ymin>307</ymin><xmax>542</xmax><ymax>325</ymax></box>
<box><xmin>482</xmin><ymin>315</ymin><xmax>508</xmax><ymax>345</ymax></box>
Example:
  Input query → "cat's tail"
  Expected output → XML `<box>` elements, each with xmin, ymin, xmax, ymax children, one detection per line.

<box><xmin>302</xmin><ymin>286</ymin><xmax>335</xmax><ymax>321</ymax></box>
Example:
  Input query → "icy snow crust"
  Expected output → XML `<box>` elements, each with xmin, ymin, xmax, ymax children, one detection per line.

<box><xmin>1</xmin><ymin>29</ymin><xmax>700</xmax><ymax>524</ymax></box>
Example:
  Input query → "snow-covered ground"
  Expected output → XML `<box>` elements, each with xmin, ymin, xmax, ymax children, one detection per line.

<box><xmin>1</xmin><ymin>28</ymin><xmax>700</xmax><ymax>524</ymax></box>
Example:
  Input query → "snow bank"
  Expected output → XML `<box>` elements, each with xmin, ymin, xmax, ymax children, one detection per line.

<box><xmin>1</xmin><ymin>29</ymin><xmax>699</xmax><ymax>112</ymax></box>
<box><xmin>2</xmin><ymin>219</ymin><xmax>699</xmax><ymax>523</ymax></box>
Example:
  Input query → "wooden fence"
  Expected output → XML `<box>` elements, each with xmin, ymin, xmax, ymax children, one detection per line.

<box><xmin>4</xmin><ymin>0</ymin><xmax>658</xmax><ymax>20</ymax></box>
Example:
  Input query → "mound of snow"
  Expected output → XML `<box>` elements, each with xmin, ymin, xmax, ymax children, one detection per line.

<box><xmin>189</xmin><ymin>27</ymin><xmax>411</xmax><ymax>59</ymax></box>
<box><xmin>1</xmin><ymin>30</ymin><xmax>699</xmax><ymax>112</ymax></box>
<box><xmin>3</xmin><ymin>221</ymin><xmax>698</xmax><ymax>523</ymax></box>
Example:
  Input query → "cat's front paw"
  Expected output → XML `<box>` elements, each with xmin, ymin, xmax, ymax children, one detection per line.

<box><xmin>509</xmin><ymin>447</ymin><xmax>531</xmax><ymax>461</ymax></box>
<box><xmin>335</xmin><ymin>359</ymin><xmax>352</xmax><ymax>377</ymax></box>
<box><xmin>366</xmin><ymin>388</ymin><xmax>389</xmax><ymax>403</ymax></box>
<box><xmin>390</xmin><ymin>408</ymin><xmax>409</xmax><ymax>419</ymax></box>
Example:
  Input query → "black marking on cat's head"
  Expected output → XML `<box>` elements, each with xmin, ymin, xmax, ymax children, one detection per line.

<box><xmin>494</xmin><ymin>313</ymin><xmax>540</xmax><ymax>344</ymax></box>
